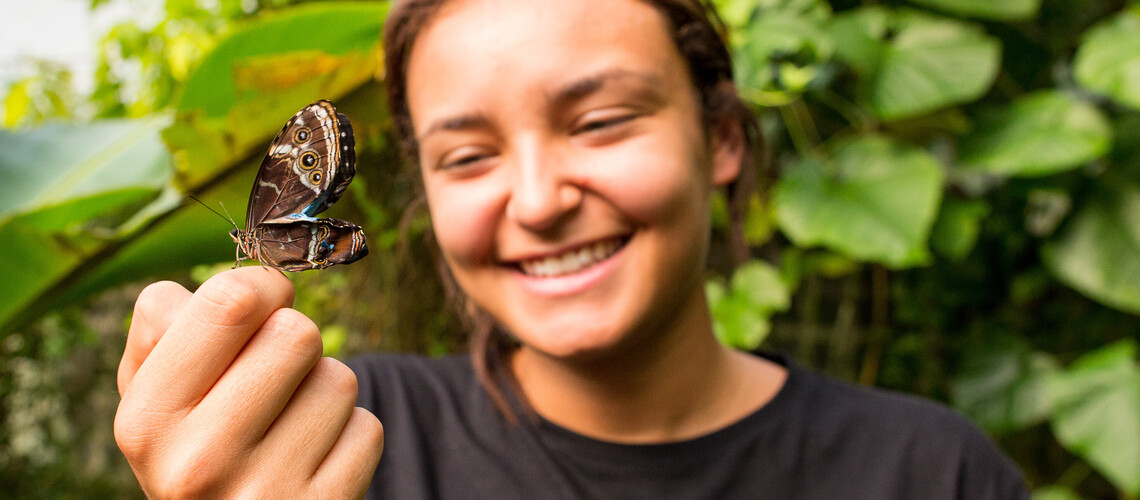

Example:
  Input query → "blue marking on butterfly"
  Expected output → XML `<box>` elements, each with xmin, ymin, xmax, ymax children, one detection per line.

<box><xmin>302</xmin><ymin>191</ymin><xmax>331</xmax><ymax>218</ymax></box>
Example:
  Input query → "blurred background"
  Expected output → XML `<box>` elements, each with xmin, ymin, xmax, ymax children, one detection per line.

<box><xmin>2</xmin><ymin>0</ymin><xmax>1139</xmax><ymax>498</ymax></box>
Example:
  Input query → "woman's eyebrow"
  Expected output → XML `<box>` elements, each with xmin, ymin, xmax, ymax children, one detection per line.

<box><xmin>418</xmin><ymin>112</ymin><xmax>492</xmax><ymax>142</ymax></box>
<box><xmin>417</xmin><ymin>70</ymin><xmax>663</xmax><ymax>142</ymax></box>
<box><xmin>549</xmin><ymin>69</ymin><xmax>664</xmax><ymax>107</ymax></box>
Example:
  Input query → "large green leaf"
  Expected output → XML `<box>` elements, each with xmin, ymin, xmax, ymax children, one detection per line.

<box><xmin>1074</xmin><ymin>6</ymin><xmax>1140</xmax><ymax>111</ymax></box>
<box><xmin>872</xmin><ymin>11</ymin><xmax>1000</xmax><ymax>120</ymax></box>
<box><xmin>0</xmin><ymin>115</ymin><xmax>173</xmax><ymax>332</ymax></box>
<box><xmin>0</xmin><ymin>116</ymin><xmax>172</xmax><ymax>220</ymax></box>
<box><xmin>1045</xmin><ymin>340</ymin><xmax>1140</xmax><ymax>495</ymax></box>
<box><xmin>1042</xmin><ymin>180</ymin><xmax>1140</xmax><ymax>314</ymax></box>
<box><xmin>167</xmin><ymin>2</ymin><xmax>387</xmax><ymax>188</ymax></box>
<box><xmin>178</xmin><ymin>2</ymin><xmax>386</xmax><ymax>117</ymax></box>
<box><xmin>773</xmin><ymin>136</ymin><xmax>944</xmax><ymax>268</ymax></box>
<box><xmin>906</xmin><ymin>0</ymin><xmax>1041</xmax><ymax>21</ymax></box>
<box><xmin>958</xmin><ymin>91</ymin><xmax>1112</xmax><ymax>177</ymax></box>
<box><xmin>830</xmin><ymin>8</ymin><xmax>1000</xmax><ymax>121</ymax></box>
<box><xmin>953</xmin><ymin>334</ymin><xmax>1058</xmax><ymax>435</ymax></box>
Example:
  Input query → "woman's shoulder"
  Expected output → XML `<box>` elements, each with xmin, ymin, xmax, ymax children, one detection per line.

<box><xmin>779</xmin><ymin>355</ymin><xmax>983</xmax><ymax>446</ymax></box>
<box><xmin>763</xmin><ymin>351</ymin><xmax>1028</xmax><ymax>499</ymax></box>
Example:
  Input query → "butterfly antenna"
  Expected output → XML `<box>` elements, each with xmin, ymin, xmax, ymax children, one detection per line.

<box><xmin>217</xmin><ymin>202</ymin><xmax>240</xmax><ymax>230</ymax></box>
<box><xmin>187</xmin><ymin>195</ymin><xmax>240</xmax><ymax>230</ymax></box>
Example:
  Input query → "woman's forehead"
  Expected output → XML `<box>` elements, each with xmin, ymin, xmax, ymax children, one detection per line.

<box><xmin>412</xmin><ymin>0</ymin><xmax>674</xmax><ymax>63</ymax></box>
<box><xmin>405</xmin><ymin>0</ymin><xmax>685</xmax><ymax>110</ymax></box>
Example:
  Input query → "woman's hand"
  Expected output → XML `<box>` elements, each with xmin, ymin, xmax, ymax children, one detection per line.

<box><xmin>114</xmin><ymin>267</ymin><xmax>383</xmax><ymax>498</ymax></box>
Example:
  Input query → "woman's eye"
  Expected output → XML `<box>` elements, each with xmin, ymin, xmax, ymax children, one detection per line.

<box><xmin>438</xmin><ymin>147</ymin><xmax>494</xmax><ymax>170</ymax></box>
<box><xmin>444</xmin><ymin>155</ymin><xmax>482</xmax><ymax>169</ymax></box>
<box><xmin>574</xmin><ymin>114</ymin><xmax>637</xmax><ymax>135</ymax></box>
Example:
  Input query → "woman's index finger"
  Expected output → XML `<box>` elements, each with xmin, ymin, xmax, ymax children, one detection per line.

<box><xmin>119</xmin><ymin>280</ymin><xmax>194</xmax><ymax>396</ymax></box>
<box><xmin>125</xmin><ymin>267</ymin><xmax>296</xmax><ymax>412</ymax></box>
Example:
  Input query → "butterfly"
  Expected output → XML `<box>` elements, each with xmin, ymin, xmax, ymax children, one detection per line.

<box><xmin>229</xmin><ymin>100</ymin><xmax>368</xmax><ymax>271</ymax></box>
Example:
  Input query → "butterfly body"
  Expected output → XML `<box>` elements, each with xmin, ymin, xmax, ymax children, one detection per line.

<box><xmin>231</xmin><ymin>100</ymin><xmax>368</xmax><ymax>271</ymax></box>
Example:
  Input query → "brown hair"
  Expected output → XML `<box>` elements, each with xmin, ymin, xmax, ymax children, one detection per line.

<box><xmin>383</xmin><ymin>0</ymin><xmax>761</xmax><ymax>420</ymax></box>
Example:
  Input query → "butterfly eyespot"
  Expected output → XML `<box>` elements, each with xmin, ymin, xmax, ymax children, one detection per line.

<box><xmin>308</xmin><ymin>171</ymin><xmax>323</xmax><ymax>184</ymax></box>
<box><xmin>300</xmin><ymin>151</ymin><xmax>319</xmax><ymax>169</ymax></box>
<box><xmin>294</xmin><ymin>128</ymin><xmax>311</xmax><ymax>143</ymax></box>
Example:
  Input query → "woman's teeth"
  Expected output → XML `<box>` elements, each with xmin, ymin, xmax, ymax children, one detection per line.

<box><xmin>518</xmin><ymin>238</ymin><xmax>623</xmax><ymax>277</ymax></box>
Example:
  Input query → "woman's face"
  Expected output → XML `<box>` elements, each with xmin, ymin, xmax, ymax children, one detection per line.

<box><xmin>406</xmin><ymin>0</ymin><xmax>741</xmax><ymax>360</ymax></box>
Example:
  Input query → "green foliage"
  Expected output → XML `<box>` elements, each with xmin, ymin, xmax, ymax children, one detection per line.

<box><xmin>710</xmin><ymin>0</ymin><xmax>1140</xmax><ymax>495</ymax></box>
<box><xmin>1073</xmin><ymin>6</ymin><xmax>1140</xmax><ymax>111</ymax></box>
<box><xmin>953</xmin><ymin>334</ymin><xmax>1058</xmax><ymax>435</ymax></box>
<box><xmin>0</xmin><ymin>116</ymin><xmax>173</xmax><ymax>332</ymax></box>
<box><xmin>1033</xmin><ymin>485</ymin><xmax>1083</xmax><ymax>500</ymax></box>
<box><xmin>90</xmin><ymin>0</ymin><xmax>242</xmax><ymax>117</ymax></box>
<box><xmin>1045</xmin><ymin>340</ymin><xmax>1140</xmax><ymax>496</ymax></box>
<box><xmin>2</xmin><ymin>62</ymin><xmax>81</xmax><ymax>127</ymax></box>
<box><xmin>707</xmin><ymin>260</ymin><xmax>792</xmax><ymax>349</ymax></box>
<box><xmin>838</xmin><ymin>7</ymin><xmax>1001</xmax><ymax>121</ymax></box>
<box><xmin>1042</xmin><ymin>179</ymin><xmax>1140</xmax><ymax>315</ymax></box>
<box><xmin>929</xmin><ymin>197</ymin><xmax>988</xmax><ymax>261</ymax></box>
<box><xmin>773</xmin><ymin>136</ymin><xmax>944</xmax><ymax>267</ymax></box>
<box><xmin>957</xmin><ymin>91</ymin><xmax>1112</xmax><ymax>178</ymax></box>
<box><xmin>906</xmin><ymin>0</ymin><xmax>1041</xmax><ymax>20</ymax></box>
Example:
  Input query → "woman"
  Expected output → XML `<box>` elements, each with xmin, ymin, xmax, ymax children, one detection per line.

<box><xmin>114</xmin><ymin>0</ymin><xmax>1029</xmax><ymax>498</ymax></box>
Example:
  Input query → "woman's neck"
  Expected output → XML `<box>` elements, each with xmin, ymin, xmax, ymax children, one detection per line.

<box><xmin>508</xmin><ymin>288</ymin><xmax>786</xmax><ymax>444</ymax></box>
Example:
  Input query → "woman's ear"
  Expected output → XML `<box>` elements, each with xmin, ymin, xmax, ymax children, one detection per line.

<box><xmin>708</xmin><ymin>82</ymin><xmax>746</xmax><ymax>187</ymax></box>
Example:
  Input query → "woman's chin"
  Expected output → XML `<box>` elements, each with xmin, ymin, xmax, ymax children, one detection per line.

<box><xmin>509</xmin><ymin>320</ymin><xmax>644</xmax><ymax>365</ymax></box>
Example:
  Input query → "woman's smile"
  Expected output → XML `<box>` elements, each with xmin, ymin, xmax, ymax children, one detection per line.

<box><xmin>511</xmin><ymin>235</ymin><xmax>628</xmax><ymax>278</ymax></box>
<box><xmin>508</xmin><ymin>234</ymin><xmax>632</xmax><ymax>297</ymax></box>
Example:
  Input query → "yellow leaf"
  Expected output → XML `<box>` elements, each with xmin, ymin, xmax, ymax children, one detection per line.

<box><xmin>233</xmin><ymin>50</ymin><xmax>346</xmax><ymax>93</ymax></box>
<box><xmin>3</xmin><ymin>81</ymin><xmax>31</xmax><ymax>128</ymax></box>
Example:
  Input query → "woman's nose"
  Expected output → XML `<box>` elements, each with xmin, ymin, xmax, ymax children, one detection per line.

<box><xmin>505</xmin><ymin>143</ymin><xmax>583</xmax><ymax>232</ymax></box>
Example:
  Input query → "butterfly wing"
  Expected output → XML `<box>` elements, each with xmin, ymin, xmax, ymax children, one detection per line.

<box><xmin>250</xmin><ymin>218</ymin><xmax>368</xmax><ymax>272</ymax></box>
<box><xmin>244</xmin><ymin>100</ymin><xmax>356</xmax><ymax>227</ymax></box>
<box><xmin>305</xmin><ymin>108</ymin><xmax>356</xmax><ymax>217</ymax></box>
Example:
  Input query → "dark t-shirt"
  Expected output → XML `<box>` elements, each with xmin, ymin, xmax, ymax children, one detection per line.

<box><xmin>347</xmin><ymin>352</ymin><xmax>1029</xmax><ymax>499</ymax></box>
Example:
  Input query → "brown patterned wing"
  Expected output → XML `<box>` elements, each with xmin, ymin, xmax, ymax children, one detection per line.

<box><xmin>248</xmin><ymin>218</ymin><xmax>368</xmax><ymax>271</ymax></box>
<box><xmin>306</xmin><ymin>108</ymin><xmax>356</xmax><ymax>217</ymax></box>
<box><xmin>244</xmin><ymin>100</ymin><xmax>356</xmax><ymax>227</ymax></box>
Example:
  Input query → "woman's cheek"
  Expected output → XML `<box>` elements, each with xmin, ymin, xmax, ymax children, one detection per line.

<box><xmin>593</xmin><ymin>146</ymin><xmax>700</xmax><ymax>224</ymax></box>
<box><xmin>427</xmin><ymin>180</ymin><xmax>504</xmax><ymax>265</ymax></box>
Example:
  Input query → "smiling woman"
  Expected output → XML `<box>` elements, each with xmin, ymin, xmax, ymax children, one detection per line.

<box><xmin>113</xmin><ymin>0</ymin><xmax>1031</xmax><ymax>498</ymax></box>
